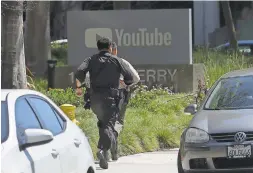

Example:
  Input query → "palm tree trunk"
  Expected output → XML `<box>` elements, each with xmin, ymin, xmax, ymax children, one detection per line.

<box><xmin>221</xmin><ymin>1</ymin><xmax>238</xmax><ymax>50</ymax></box>
<box><xmin>25</xmin><ymin>1</ymin><xmax>51</xmax><ymax>76</ymax></box>
<box><xmin>1</xmin><ymin>1</ymin><xmax>27</xmax><ymax>89</ymax></box>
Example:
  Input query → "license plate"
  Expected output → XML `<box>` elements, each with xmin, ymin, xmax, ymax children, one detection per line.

<box><xmin>227</xmin><ymin>145</ymin><xmax>252</xmax><ymax>159</ymax></box>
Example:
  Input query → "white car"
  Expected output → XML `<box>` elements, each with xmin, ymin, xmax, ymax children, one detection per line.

<box><xmin>1</xmin><ymin>89</ymin><xmax>96</xmax><ymax>173</ymax></box>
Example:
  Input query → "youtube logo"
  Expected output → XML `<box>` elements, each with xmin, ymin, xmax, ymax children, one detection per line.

<box><xmin>85</xmin><ymin>28</ymin><xmax>113</xmax><ymax>48</ymax></box>
<box><xmin>85</xmin><ymin>27</ymin><xmax>172</xmax><ymax>48</ymax></box>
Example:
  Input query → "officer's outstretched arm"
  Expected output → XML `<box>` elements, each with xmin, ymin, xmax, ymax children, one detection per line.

<box><xmin>121</xmin><ymin>58</ymin><xmax>140</xmax><ymax>86</ymax></box>
<box><xmin>74</xmin><ymin>57</ymin><xmax>91</xmax><ymax>88</ymax></box>
<box><xmin>119</xmin><ymin>58</ymin><xmax>140</xmax><ymax>86</ymax></box>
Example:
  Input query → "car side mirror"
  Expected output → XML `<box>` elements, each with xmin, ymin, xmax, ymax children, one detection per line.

<box><xmin>23</xmin><ymin>129</ymin><xmax>53</xmax><ymax>146</ymax></box>
<box><xmin>204</xmin><ymin>88</ymin><xmax>210</xmax><ymax>96</ymax></box>
<box><xmin>184</xmin><ymin>104</ymin><xmax>197</xmax><ymax>115</ymax></box>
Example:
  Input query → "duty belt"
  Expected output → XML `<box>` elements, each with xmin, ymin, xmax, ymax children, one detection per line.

<box><xmin>91</xmin><ymin>87</ymin><xmax>120</xmax><ymax>97</ymax></box>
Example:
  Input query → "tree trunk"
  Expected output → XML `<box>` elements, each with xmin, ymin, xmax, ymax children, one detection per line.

<box><xmin>1</xmin><ymin>1</ymin><xmax>27</xmax><ymax>89</ymax></box>
<box><xmin>221</xmin><ymin>1</ymin><xmax>238</xmax><ymax>50</ymax></box>
<box><xmin>25</xmin><ymin>1</ymin><xmax>51</xmax><ymax>76</ymax></box>
<box><xmin>50</xmin><ymin>1</ymin><xmax>82</xmax><ymax>41</ymax></box>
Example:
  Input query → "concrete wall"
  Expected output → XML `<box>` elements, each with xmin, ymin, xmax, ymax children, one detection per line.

<box><xmin>193</xmin><ymin>1</ymin><xmax>220</xmax><ymax>46</ymax></box>
<box><xmin>54</xmin><ymin>64</ymin><xmax>205</xmax><ymax>93</ymax></box>
<box><xmin>237</xmin><ymin>19</ymin><xmax>253</xmax><ymax>40</ymax></box>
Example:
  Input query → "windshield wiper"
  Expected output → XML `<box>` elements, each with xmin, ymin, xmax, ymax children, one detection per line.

<box><xmin>212</xmin><ymin>107</ymin><xmax>224</xmax><ymax>110</ymax></box>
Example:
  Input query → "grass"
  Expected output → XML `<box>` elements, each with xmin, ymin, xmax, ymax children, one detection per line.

<box><xmin>193</xmin><ymin>48</ymin><xmax>253</xmax><ymax>88</ymax></box>
<box><xmin>35</xmin><ymin>48</ymin><xmax>253</xmax><ymax>158</ymax></box>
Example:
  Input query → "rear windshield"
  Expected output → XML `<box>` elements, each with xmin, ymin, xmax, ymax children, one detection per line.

<box><xmin>205</xmin><ymin>75</ymin><xmax>253</xmax><ymax>110</ymax></box>
<box><xmin>1</xmin><ymin>101</ymin><xmax>9</xmax><ymax>143</ymax></box>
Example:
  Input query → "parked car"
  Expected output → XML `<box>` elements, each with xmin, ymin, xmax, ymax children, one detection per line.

<box><xmin>51</xmin><ymin>39</ymin><xmax>68</xmax><ymax>44</ymax></box>
<box><xmin>178</xmin><ymin>68</ymin><xmax>253</xmax><ymax>173</ymax></box>
<box><xmin>215</xmin><ymin>40</ymin><xmax>253</xmax><ymax>56</ymax></box>
<box><xmin>1</xmin><ymin>89</ymin><xmax>96</xmax><ymax>173</ymax></box>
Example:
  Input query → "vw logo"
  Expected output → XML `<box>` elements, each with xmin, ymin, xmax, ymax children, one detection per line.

<box><xmin>234</xmin><ymin>132</ymin><xmax>247</xmax><ymax>143</ymax></box>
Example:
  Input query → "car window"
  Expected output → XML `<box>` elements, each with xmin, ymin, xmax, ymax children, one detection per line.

<box><xmin>29</xmin><ymin>98</ymin><xmax>62</xmax><ymax>135</ymax></box>
<box><xmin>15</xmin><ymin>98</ymin><xmax>42</xmax><ymax>138</ymax></box>
<box><xmin>1</xmin><ymin>101</ymin><xmax>9</xmax><ymax>143</ymax></box>
<box><xmin>53</xmin><ymin>109</ymin><xmax>65</xmax><ymax>129</ymax></box>
<box><xmin>205</xmin><ymin>75</ymin><xmax>253</xmax><ymax>110</ymax></box>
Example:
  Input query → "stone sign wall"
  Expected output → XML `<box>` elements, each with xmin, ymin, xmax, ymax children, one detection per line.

<box><xmin>54</xmin><ymin>64</ymin><xmax>205</xmax><ymax>93</ymax></box>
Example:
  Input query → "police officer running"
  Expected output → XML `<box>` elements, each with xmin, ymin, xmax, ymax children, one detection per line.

<box><xmin>111</xmin><ymin>42</ymin><xmax>140</xmax><ymax>129</ymax></box>
<box><xmin>74</xmin><ymin>37</ymin><xmax>135</xmax><ymax>169</ymax></box>
<box><xmin>81</xmin><ymin>41</ymin><xmax>140</xmax><ymax>162</ymax></box>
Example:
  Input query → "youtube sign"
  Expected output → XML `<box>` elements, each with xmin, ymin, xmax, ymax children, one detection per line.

<box><xmin>68</xmin><ymin>9</ymin><xmax>192</xmax><ymax>66</ymax></box>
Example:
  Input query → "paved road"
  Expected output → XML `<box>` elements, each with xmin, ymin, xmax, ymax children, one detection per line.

<box><xmin>96</xmin><ymin>148</ymin><xmax>179</xmax><ymax>173</ymax></box>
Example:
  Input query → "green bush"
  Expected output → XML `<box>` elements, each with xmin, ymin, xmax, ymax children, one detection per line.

<box><xmin>38</xmin><ymin>87</ymin><xmax>84</xmax><ymax>107</ymax></box>
<box><xmin>34</xmin><ymin>78</ymin><xmax>48</xmax><ymax>92</ymax></box>
<box><xmin>46</xmin><ymin>88</ymin><xmax>84</xmax><ymax>107</ymax></box>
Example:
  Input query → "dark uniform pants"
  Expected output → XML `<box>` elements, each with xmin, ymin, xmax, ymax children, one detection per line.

<box><xmin>118</xmin><ymin>88</ymin><xmax>131</xmax><ymax>125</ymax></box>
<box><xmin>90</xmin><ymin>91</ymin><xmax>118</xmax><ymax>151</ymax></box>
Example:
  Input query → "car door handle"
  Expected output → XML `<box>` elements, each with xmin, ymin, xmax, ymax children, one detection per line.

<box><xmin>51</xmin><ymin>149</ymin><xmax>59</xmax><ymax>157</ymax></box>
<box><xmin>74</xmin><ymin>139</ymin><xmax>81</xmax><ymax>146</ymax></box>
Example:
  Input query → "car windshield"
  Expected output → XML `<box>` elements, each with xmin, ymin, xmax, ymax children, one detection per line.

<box><xmin>1</xmin><ymin>101</ymin><xmax>9</xmax><ymax>143</ymax></box>
<box><xmin>205</xmin><ymin>75</ymin><xmax>253</xmax><ymax>110</ymax></box>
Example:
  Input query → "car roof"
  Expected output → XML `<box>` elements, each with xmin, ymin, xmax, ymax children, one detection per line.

<box><xmin>1</xmin><ymin>89</ymin><xmax>43</xmax><ymax>101</ymax></box>
<box><xmin>221</xmin><ymin>67</ymin><xmax>253</xmax><ymax>79</ymax></box>
<box><xmin>216</xmin><ymin>40</ymin><xmax>253</xmax><ymax>49</ymax></box>
<box><xmin>51</xmin><ymin>39</ymin><xmax>68</xmax><ymax>44</ymax></box>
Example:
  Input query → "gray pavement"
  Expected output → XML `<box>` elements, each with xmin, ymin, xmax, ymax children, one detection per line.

<box><xmin>96</xmin><ymin>148</ymin><xmax>179</xmax><ymax>173</ymax></box>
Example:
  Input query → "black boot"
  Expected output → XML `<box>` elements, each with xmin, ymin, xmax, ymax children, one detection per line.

<box><xmin>97</xmin><ymin>150</ymin><xmax>108</xmax><ymax>169</ymax></box>
<box><xmin>103</xmin><ymin>150</ymin><xmax>110</xmax><ymax>161</ymax></box>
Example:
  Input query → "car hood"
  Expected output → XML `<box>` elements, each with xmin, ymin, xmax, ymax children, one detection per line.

<box><xmin>189</xmin><ymin>109</ymin><xmax>253</xmax><ymax>134</ymax></box>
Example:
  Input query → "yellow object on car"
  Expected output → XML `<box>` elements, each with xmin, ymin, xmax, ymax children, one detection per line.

<box><xmin>60</xmin><ymin>104</ymin><xmax>80</xmax><ymax>125</ymax></box>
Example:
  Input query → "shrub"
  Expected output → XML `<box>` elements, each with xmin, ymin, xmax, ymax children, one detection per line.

<box><xmin>46</xmin><ymin>88</ymin><xmax>84</xmax><ymax>107</ymax></box>
<box><xmin>34</xmin><ymin>78</ymin><xmax>48</xmax><ymax>92</ymax></box>
<box><xmin>40</xmin><ymin>88</ymin><xmax>84</xmax><ymax>107</ymax></box>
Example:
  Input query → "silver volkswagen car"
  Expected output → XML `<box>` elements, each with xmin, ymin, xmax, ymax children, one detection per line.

<box><xmin>178</xmin><ymin>68</ymin><xmax>253</xmax><ymax>173</ymax></box>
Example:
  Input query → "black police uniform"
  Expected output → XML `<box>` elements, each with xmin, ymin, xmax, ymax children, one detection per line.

<box><xmin>74</xmin><ymin>51</ymin><xmax>134</xmax><ymax>153</ymax></box>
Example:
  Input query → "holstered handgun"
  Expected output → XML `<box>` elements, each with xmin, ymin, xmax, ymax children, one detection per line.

<box><xmin>83</xmin><ymin>88</ymin><xmax>91</xmax><ymax>110</ymax></box>
<box><xmin>110</xmin><ymin>88</ymin><xmax>122</xmax><ymax>113</ymax></box>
